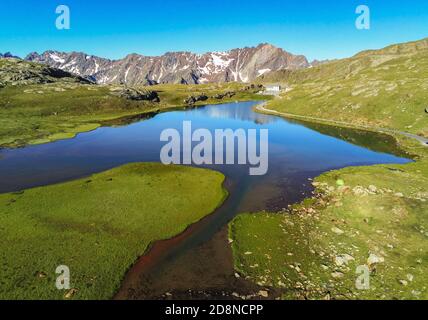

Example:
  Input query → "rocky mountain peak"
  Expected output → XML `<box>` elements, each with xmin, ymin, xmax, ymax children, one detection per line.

<box><xmin>24</xmin><ymin>44</ymin><xmax>310</xmax><ymax>85</ymax></box>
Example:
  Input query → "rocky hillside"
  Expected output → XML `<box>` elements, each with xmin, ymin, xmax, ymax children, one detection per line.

<box><xmin>258</xmin><ymin>38</ymin><xmax>428</xmax><ymax>84</ymax></box>
<box><xmin>25</xmin><ymin>43</ymin><xmax>309</xmax><ymax>85</ymax></box>
<box><xmin>0</xmin><ymin>58</ymin><xmax>92</xmax><ymax>87</ymax></box>
<box><xmin>0</xmin><ymin>52</ymin><xmax>19</xmax><ymax>59</ymax></box>
<box><xmin>257</xmin><ymin>37</ymin><xmax>428</xmax><ymax>136</ymax></box>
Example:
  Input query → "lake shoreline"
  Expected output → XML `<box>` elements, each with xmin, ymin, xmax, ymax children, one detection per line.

<box><xmin>227</xmin><ymin>103</ymin><xmax>428</xmax><ymax>300</ymax></box>
<box><xmin>0</xmin><ymin>100</ymin><xmax>414</xmax><ymax>300</ymax></box>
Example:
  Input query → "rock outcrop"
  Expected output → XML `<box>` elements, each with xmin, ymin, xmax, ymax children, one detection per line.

<box><xmin>110</xmin><ymin>87</ymin><xmax>160</xmax><ymax>102</ymax></box>
<box><xmin>0</xmin><ymin>58</ymin><xmax>92</xmax><ymax>86</ymax></box>
<box><xmin>184</xmin><ymin>94</ymin><xmax>209</xmax><ymax>105</ymax></box>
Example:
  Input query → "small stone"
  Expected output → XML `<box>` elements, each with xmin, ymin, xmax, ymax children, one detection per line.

<box><xmin>334</xmin><ymin>254</ymin><xmax>355</xmax><ymax>267</ymax></box>
<box><xmin>398</xmin><ymin>280</ymin><xmax>408</xmax><ymax>286</ymax></box>
<box><xmin>367</xmin><ymin>253</ymin><xmax>384</xmax><ymax>267</ymax></box>
<box><xmin>36</xmin><ymin>271</ymin><xmax>47</xmax><ymax>278</ymax></box>
<box><xmin>406</xmin><ymin>274</ymin><xmax>414</xmax><ymax>282</ymax></box>
<box><xmin>64</xmin><ymin>288</ymin><xmax>78</xmax><ymax>299</ymax></box>
<box><xmin>368</xmin><ymin>185</ymin><xmax>377</xmax><ymax>193</ymax></box>
<box><xmin>258</xmin><ymin>290</ymin><xmax>269</xmax><ymax>298</ymax></box>
<box><xmin>412</xmin><ymin>290</ymin><xmax>421</xmax><ymax>297</ymax></box>
<box><xmin>234</xmin><ymin>273</ymin><xmax>240</xmax><ymax>278</ymax></box>
<box><xmin>394</xmin><ymin>192</ymin><xmax>404</xmax><ymax>198</ymax></box>
<box><xmin>244</xmin><ymin>251</ymin><xmax>252</xmax><ymax>255</ymax></box>
<box><xmin>331</xmin><ymin>272</ymin><xmax>344</xmax><ymax>279</ymax></box>
<box><xmin>331</xmin><ymin>227</ymin><xmax>345</xmax><ymax>235</ymax></box>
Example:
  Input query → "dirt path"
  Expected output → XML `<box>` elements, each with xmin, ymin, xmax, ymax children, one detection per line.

<box><xmin>256</xmin><ymin>102</ymin><xmax>428</xmax><ymax>147</ymax></box>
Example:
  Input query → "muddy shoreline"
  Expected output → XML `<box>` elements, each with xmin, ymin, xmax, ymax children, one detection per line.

<box><xmin>113</xmin><ymin>172</ymin><xmax>316</xmax><ymax>300</ymax></box>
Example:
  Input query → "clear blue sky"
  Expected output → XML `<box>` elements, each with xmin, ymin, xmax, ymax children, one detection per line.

<box><xmin>1</xmin><ymin>0</ymin><xmax>427</xmax><ymax>61</ymax></box>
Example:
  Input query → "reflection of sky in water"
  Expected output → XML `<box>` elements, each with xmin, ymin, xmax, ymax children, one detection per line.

<box><xmin>186</xmin><ymin>102</ymin><xmax>277</xmax><ymax>125</ymax></box>
<box><xmin>0</xmin><ymin>101</ymin><xmax>411</xmax><ymax>193</ymax></box>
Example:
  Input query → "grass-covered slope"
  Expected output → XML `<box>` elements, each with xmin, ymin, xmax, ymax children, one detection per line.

<box><xmin>230</xmin><ymin>128</ymin><xmax>428</xmax><ymax>300</ymax></box>
<box><xmin>258</xmin><ymin>38</ymin><xmax>428</xmax><ymax>136</ymax></box>
<box><xmin>0</xmin><ymin>163</ymin><xmax>227</xmax><ymax>300</ymax></box>
<box><xmin>231</xmin><ymin>38</ymin><xmax>428</xmax><ymax>300</ymax></box>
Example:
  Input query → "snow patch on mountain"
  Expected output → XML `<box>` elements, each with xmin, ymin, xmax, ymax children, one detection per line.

<box><xmin>25</xmin><ymin>44</ymin><xmax>310</xmax><ymax>85</ymax></box>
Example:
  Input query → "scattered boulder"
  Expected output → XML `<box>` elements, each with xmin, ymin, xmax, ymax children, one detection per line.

<box><xmin>334</xmin><ymin>254</ymin><xmax>355</xmax><ymax>267</ymax></box>
<box><xmin>213</xmin><ymin>91</ymin><xmax>235</xmax><ymax>99</ymax></box>
<box><xmin>398</xmin><ymin>279</ymin><xmax>408</xmax><ymax>286</ymax></box>
<box><xmin>64</xmin><ymin>288</ymin><xmax>78</xmax><ymax>299</ymax></box>
<box><xmin>0</xmin><ymin>59</ymin><xmax>92</xmax><ymax>86</ymax></box>
<box><xmin>113</xmin><ymin>87</ymin><xmax>160</xmax><ymax>102</ymax></box>
<box><xmin>336</xmin><ymin>179</ymin><xmax>345</xmax><ymax>186</ymax></box>
<box><xmin>331</xmin><ymin>271</ymin><xmax>344</xmax><ymax>279</ymax></box>
<box><xmin>367</xmin><ymin>253</ymin><xmax>384</xmax><ymax>267</ymax></box>
<box><xmin>258</xmin><ymin>290</ymin><xmax>269</xmax><ymax>298</ymax></box>
<box><xmin>352</xmin><ymin>186</ymin><xmax>368</xmax><ymax>196</ymax></box>
<box><xmin>240</xmin><ymin>84</ymin><xmax>264</xmax><ymax>92</ymax></box>
<box><xmin>331</xmin><ymin>227</ymin><xmax>345</xmax><ymax>235</ymax></box>
<box><xmin>184</xmin><ymin>94</ymin><xmax>208</xmax><ymax>105</ymax></box>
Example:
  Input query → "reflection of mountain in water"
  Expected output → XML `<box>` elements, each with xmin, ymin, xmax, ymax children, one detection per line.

<box><xmin>287</xmin><ymin>118</ymin><xmax>410</xmax><ymax>158</ymax></box>
<box><xmin>198</xmin><ymin>102</ymin><xmax>277</xmax><ymax>125</ymax></box>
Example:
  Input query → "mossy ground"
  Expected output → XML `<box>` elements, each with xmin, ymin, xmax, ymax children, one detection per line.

<box><xmin>230</xmin><ymin>136</ymin><xmax>428</xmax><ymax>300</ymax></box>
<box><xmin>0</xmin><ymin>163</ymin><xmax>227</xmax><ymax>300</ymax></box>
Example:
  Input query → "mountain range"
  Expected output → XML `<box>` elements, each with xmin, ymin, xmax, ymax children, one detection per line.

<box><xmin>19</xmin><ymin>43</ymin><xmax>309</xmax><ymax>85</ymax></box>
<box><xmin>0</xmin><ymin>52</ymin><xmax>19</xmax><ymax>59</ymax></box>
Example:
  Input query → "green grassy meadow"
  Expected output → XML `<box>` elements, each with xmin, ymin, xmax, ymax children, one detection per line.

<box><xmin>0</xmin><ymin>77</ymin><xmax>266</xmax><ymax>148</ymax></box>
<box><xmin>230</xmin><ymin>107</ymin><xmax>428</xmax><ymax>300</ymax></box>
<box><xmin>230</xmin><ymin>38</ymin><xmax>428</xmax><ymax>301</ymax></box>
<box><xmin>0</xmin><ymin>163</ymin><xmax>227</xmax><ymax>299</ymax></box>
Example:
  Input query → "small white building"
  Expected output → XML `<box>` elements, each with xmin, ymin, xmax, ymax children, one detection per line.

<box><xmin>265</xmin><ymin>84</ymin><xmax>281</xmax><ymax>92</ymax></box>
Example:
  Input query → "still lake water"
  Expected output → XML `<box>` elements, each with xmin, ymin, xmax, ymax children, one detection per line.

<box><xmin>0</xmin><ymin>100</ymin><xmax>410</xmax><ymax>197</ymax></box>
<box><xmin>0</xmin><ymin>101</ymin><xmax>412</xmax><ymax>298</ymax></box>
